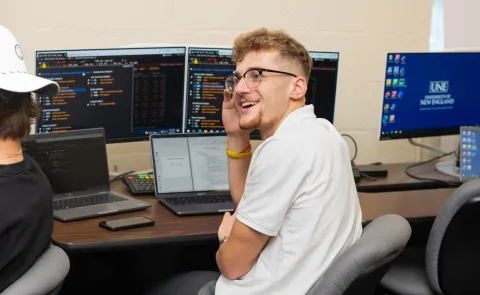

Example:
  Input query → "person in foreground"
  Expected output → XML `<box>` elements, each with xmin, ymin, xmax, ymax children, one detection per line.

<box><xmin>146</xmin><ymin>27</ymin><xmax>362</xmax><ymax>295</ymax></box>
<box><xmin>0</xmin><ymin>25</ymin><xmax>60</xmax><ymax>292</ymax></box>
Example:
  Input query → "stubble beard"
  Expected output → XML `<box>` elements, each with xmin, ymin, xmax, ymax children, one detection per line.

<box><xmin>239</xmin><ymin>108</ymin><xmax>262</xmax><ymax>131</ymax></box>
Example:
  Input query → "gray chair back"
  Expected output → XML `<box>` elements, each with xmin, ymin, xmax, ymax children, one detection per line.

<box><xmin>426</xmin><ymin>179</ymin><xmax>480</xmax><ymax>295</ymax></box>
<box><xmin>2</xmin><ymin>244</ymin><xmax>70</xmax><ymax>295</ymax></box>
<box><xmin>306</xmin><ymin>214</ymin><xmax>412</xmax><ymax>295</ymax></box>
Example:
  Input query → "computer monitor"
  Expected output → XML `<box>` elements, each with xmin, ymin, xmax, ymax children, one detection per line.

<box><xmin>307</xmin><ymin>51</ymin><xmax>339</xmax><ymax>123</ymax></box>
<box><xmin>379</xmin><ymin>52</ymin><xmax>480</xmax><ymax>140</ymax></box>
<box><xmin>184</xmin><ymin>47</ymin><xmax>231</xmax><ymax>135</ymax></box>
<box><xmin>35</xmin><ymin>47</ymin><xmax>187</xmax><ymax>143</ymax></box>
<box><xmin>184</xmin><ymin>48</ymin><xmax>339</xmax><ymax>139</ymax></box>
<box><xmin>459</xmin><ymin>126</ymin><xmax>480</xmax><ymax>181</ymax></box>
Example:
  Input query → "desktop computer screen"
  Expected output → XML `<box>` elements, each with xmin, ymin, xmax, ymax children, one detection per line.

<box><xmin>185</xmin><ymin>47</ymin><xmax>231</xmax><ymax>135</ymax></box>
<box><xmin>184</xmin><ymin>48</ymin><xmax>339</xmax><ymax>139</ymax></box>
<box><xmin>35</xmin><ymin>47</ymin><xmax>186</xmax><ymax>143</ymax></box>
<box><xmin>307</xmin><ymin>52</ymin><xmax>339</xmax><ymax>123</ymax></box>
<box><xmin>459</xmin><ymin>126</ymin><xmax>480</xmax><ymax>181</ymax></box>
<box><xmin>379</xmin><ymin>52</ymin><xmax>480</xmax><ymax>140</ymax></box>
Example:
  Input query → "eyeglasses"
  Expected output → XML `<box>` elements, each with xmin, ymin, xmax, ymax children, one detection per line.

<box><xmin>224</xmin><ymin>68</ymin><xmax>297</xmax><ymax>94</ymax></box>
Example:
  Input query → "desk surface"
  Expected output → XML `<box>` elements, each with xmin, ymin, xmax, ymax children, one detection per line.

<box><xmin>53</xmin><ymin>181</ymin><xmax>455</xmax><ymax>250</ymax></box>
<box><xmin>356</xmin><ymin>162</ymin><xmax>460</xmax><ymax>192</ymax></box>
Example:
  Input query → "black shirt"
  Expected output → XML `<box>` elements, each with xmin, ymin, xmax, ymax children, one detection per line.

<box><xmin>0</xmin><ymin>153</ymin><xmax>53</xmax><ymax>292</ymax></box>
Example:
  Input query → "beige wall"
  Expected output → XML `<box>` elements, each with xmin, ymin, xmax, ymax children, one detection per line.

<box><xmin>445</xmin><ymin>0</ymin><xmax>480</xmax><ymax>49</ymax></box>
<box><xmin>2</xmin><ymin>0</ymin><xmax>433</xmax><ymax>172</ymax></box>
<box><xmin>440</xmin><ymin>0</ymin><xmax>479</xmax><ymax>153</ymax></box>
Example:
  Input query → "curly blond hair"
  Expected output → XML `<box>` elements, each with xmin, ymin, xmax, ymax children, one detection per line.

<box><xmin>232</xmin><ymin>27</ymin><xmax>312</xmax><ymax>79</ymax></box>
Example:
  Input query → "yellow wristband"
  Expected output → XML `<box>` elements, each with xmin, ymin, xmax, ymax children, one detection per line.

<box><xmin>225</xmin><ymin>140</ymin><xmax>252</xmax><ymax>158</ymax></box>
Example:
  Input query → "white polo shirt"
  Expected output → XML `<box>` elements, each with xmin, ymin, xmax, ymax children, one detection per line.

<box><xmin>215</xmin><ymin>105</ymin><xmax>362</xmax><ymax>295</ymax></box>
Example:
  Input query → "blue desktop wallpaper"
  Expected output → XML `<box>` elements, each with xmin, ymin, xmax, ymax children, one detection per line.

<box><xmin>380</xmin><ymin>52</ymin><xmax>480</xmax><ymax>139</ymax></box>
<box><xmin>460</xmin><ymin>128</ymin><xmax>480</xmax><ymax>180</ymax></box>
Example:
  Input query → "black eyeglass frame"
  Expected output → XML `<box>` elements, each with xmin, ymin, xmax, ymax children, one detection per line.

<box><xmin>224</xmin><ymin>68</ymin><xmax>297</xmax><ymax>93</ymax></box>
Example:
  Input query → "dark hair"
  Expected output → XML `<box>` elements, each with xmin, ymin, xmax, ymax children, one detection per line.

<box><xmin>0</xmin><ymin>90</ymin><xmax>40</xmax><ymax>140</ymax></box>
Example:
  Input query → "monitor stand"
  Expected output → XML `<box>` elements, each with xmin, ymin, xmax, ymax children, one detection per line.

<box><xmin>434</xmin><ymin>161</ymin><xmax>460</xmax><ymax>178</ymax></box>
<box><xmin>408</xmin><ymin>138</ymin><xmax>460</xmax><ymax>178</ymax></box>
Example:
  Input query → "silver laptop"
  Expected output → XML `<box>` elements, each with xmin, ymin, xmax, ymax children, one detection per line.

<box><xmin>150</xmin><ymin>133</ymin><xmax>235</xmax><ymax>216</ymax></box>
<box><xmin>22</xmin><ymin>128</ymin><xmax>151</xmax><ymax>222</ymax></box>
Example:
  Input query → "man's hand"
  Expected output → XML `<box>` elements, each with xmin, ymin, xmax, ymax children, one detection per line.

<box><xmin>222</xmin><ymin>89</ymin><xmax>252</xmax><ymax>205</ymax></box>
<box><xmin>218</xmin><ymin>211</ymin><xmax>238</xmax><ymax>241</ymax></box>
<box><xmin>222</xmin><ymin>90</ymin><xmax>251</xmax><ymax>143</ymax></box>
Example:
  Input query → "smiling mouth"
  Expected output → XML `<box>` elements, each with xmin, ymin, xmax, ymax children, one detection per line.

<box><xmin>241</xmin><ymin>101</ymin><xmax>258</xmax><ymax>109</ymax></box>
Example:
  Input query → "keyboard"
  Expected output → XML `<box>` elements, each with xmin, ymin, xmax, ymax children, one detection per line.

<box><xmin>164</xmin><ymin>195</ymin><xmax>232</xmax><ymax>205</ymax></box>
<box><xmin>53</xmin><ymin>193</ymin><xmax>126</xmax><ymax>211</ymax></box>
<box><xmin>123</xmin><ymin>173</ymin><xmax>155</xmax><ymax>195</ymax></box>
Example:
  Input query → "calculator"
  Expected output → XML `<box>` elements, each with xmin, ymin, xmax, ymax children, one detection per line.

<box><xmin>122</xmin><ymin>173</ymin><xmax>155</xmax><ymax>195</ymax></box>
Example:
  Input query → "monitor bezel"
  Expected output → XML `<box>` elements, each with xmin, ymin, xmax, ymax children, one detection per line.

<box><xmin>459</xmin><ymin>125</ymin><xmax>480</xmax><ymax>182</ymax></box>
<box><xmin>308</xmin><ymin>50</ymin><xmax>340</xmax><ymax>126</ymax></box>
<box><xmin>184</xmin><ymin>46</ymin><xmax>232</xmax><ymax>137</ymax></box>
<box><xmin>185</xmin><ymin>46</ymin><xmax>265</xmax><ymax>140</ymax></box>
<box><xmin>378</xmin><ymin>51</ymin><xmax>480</xmax><ymax>141</ymax></box>
<box><xmin>183</xmin><ymin>48</ymin><xmax>341</xmax><ymax>140</ymax></box>
<box><xmin>34</xmin><ymin>46</ymin><xmax>188</xmax><ymax>144</ymax></box>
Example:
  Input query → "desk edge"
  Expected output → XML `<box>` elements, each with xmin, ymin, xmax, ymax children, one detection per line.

<box><xmin>53</xmin><ymin>233</ymin><xmax>218</xmax><ymax>251</ymax></box>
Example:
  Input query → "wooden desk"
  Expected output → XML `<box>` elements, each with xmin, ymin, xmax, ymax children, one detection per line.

<box><xmin>357</xmin><ymin>162</ymin><xmax>460</xmax><ymax>192</ymax></box>
<box><xmin>52</xmin><ymin>182</ymin><xmax>221</xmax><ymax>250</ymax></box>
<box><xmin>52</xmin><ymin>181</ymin><xmax>455</xmax><ymax>250</ymax></box>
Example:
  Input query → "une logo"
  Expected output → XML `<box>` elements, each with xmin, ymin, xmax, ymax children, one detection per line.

<box><xmin>429</xmin><ymin>81</ymin><xmax>449</xmax><ymax>93</ymax></box>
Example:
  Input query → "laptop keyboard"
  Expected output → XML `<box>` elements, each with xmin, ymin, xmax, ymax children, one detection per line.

<box><xmin>53</xmin><ymin>193</ymin><xmax>127</xmax><ymax>211</ymax></box>
<box><xmin>164</xmin><ymin>195</ymin><xmax>232</xmax><ymax>206</ymax></box>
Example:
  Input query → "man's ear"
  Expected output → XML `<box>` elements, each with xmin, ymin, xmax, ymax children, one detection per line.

<box><xmin>290</xmin><ymin>76</ymin><xmax>307</xmax><ymax>100</ymax></box>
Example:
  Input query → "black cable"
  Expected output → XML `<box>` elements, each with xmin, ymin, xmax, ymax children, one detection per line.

<box><xmin>405</xmin><ymin>151</ymin><xmax>462</xmax><ymax>186</ymax></box>
<box><xmin>342</xmin><ymin>134</ymin><xmax>357</xmax><ymax>162</ymax></box>
<box><xmin>110</xmin><ymin>170</ymin><xmax>135</xmax><ymax>183</ymax></box>
<box><xmin>360</xmin><ymin>173</ymin><xmax>378</xmax><ymax>181</ymax></box>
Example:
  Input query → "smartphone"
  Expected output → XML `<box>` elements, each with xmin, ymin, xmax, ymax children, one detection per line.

<box><xmin>99</xmin><ymin>216</ymin><xmax>155</xmax><ymax>231</ymax></box>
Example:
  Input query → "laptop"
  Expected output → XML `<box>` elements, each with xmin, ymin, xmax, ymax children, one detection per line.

<box><xmin>459</xmin><ymin>126</ymin><xmax>480</xmax><ymax>182</ymax></box>
<box><xmin>150</xmin><ymin>133</ymin><xmax>235</xmax><ymax>216</ymax></box>
<box><xmin>22</xmin><ymin>128</ymin><xmax>151</xmax><ymax>222</ymax></box>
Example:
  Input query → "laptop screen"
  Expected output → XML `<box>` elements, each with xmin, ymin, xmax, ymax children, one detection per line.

<box><xmin>460</xmin><ymin>126</ymin><xmax>480</xmax><ymax>181</ymax></box>
<box><xmin>151</xmin><ymin>135</ymin><xmax>229</xmax><ymax>194</ymax></box>
<box><xmin>22</xmin><ymin>129</ymin><xmax>110</xmax><ymax>195</ymax></box>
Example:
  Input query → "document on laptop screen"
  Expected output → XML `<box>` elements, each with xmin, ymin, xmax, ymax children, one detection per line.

<box><xmin>152</xmin><ymin>137</ymin><xmax>194</xmax><ymax>193</ymax></box>
<box><xmin>188</xmin><ymin>136</ymin><xmax>229</xmax><ymax>191</ymax></box>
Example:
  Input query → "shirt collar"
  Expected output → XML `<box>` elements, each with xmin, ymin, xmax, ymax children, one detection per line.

<box><xmin>274</xmin><ymin>104</ymin><xmax>316</xmax><ymax>136</ymax></box>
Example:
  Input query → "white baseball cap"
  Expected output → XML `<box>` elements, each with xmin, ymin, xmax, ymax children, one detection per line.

<box><xmin>0</xmin><ymin>25</ymin><xmax>59</xmax><ymax>95</ymax></box>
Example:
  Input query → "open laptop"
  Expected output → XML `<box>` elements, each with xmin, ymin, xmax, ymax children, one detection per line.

<box><xmin>459</xmin><ymin>126</ymin><xmax>480</xmax><ymax>182</ymax></box>
<box><xmin>150</xmin><ymin>133</ymin><xmax>235</xmax><ymax>216</ymax></box>
<box><xmin>22</xmin><ymin>128</ymin><xmax>151</xmax><ymax>222</ymax></box>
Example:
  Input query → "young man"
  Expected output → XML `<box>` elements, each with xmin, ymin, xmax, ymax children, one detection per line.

<box><xmin>0</xmin><ymin>25</ymin><xmax>60</xmax><ymax>292</ymax></box>
<box><xmin>147</xmin><ymin>28</ymin><xmax>362</xmax><ymax>295</ymax></box>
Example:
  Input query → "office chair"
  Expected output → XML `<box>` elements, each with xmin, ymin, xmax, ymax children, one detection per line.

<box><xmin>305</xmin><ymin>214</ymin><xmax>412</xmax><ymax>295</ymax></box>
<box><xmin>2</xmin><ymin>244</ymin><xmax>70</xmax><ymax>295</ymax></box>
<box><xmin>380</xmin><ymin>179</ymin><xmax>480</xmax><ymax>295</ymax></box>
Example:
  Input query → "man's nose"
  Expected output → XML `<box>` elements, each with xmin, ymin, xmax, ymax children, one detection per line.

<box><xmin>234</xmin><ymin>77</ymin><xmax>251</xmax><ymax>95</ymax></box>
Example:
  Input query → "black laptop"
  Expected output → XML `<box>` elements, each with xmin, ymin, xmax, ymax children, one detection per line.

<box><xmin>150</xmin><ymin>133</ymin><xmax>235</xmax><ymax>216</ymax></box>
<box><xmin>22</xmin><ymin>128</ymin><xmax>151</xmax><ymax>221</ymax></box>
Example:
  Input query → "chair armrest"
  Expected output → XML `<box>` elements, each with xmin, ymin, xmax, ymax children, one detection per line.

<box><xmin>2</xmin><ymin>245</ymin><xmax>70</xmax><ymax>295</ymax></box>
